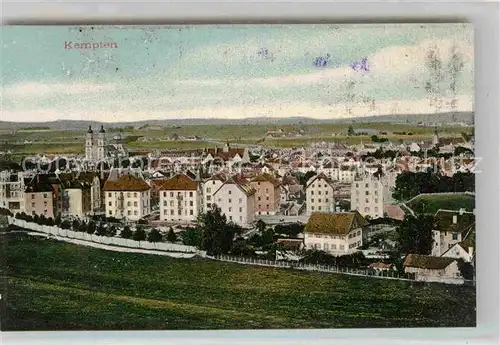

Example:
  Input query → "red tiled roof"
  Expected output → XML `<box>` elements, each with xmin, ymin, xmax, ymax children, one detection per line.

<box><xmin>159</xmin><ymin>174</ymin><xmax>198</xmax><ymax>191</ymax></box>
<box><xmin>103</xmin><ymin>174</ymin><xmax>150</xmax><ymax>192</ymax></box>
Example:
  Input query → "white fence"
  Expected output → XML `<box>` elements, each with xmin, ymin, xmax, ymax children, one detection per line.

<box><xmin>7</xmin><ymin>217</ymin><xmax>202</xmax><ymax>255</ymax></box>
<box><xmin>211</xmin><ymin>254</ymin><xmax>473</xmax><ymax>285</ymax></box>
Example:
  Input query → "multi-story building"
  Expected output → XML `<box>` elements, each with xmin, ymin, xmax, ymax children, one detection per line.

<box><xmin>159</xmin><ymin>173</ymin><xmax>201</xmax><ymax>223</ymax></box>
<box><xmin>201</xmin><ymin>175</ymin><xmax>225</xmax><ymax>212</ymax></box>
<box><xmin>0</xmin><ymin>171</ymin><xmax>25</xmax><ymax>214</ymax></box>
<box><xmin>431</xmin><ymin>209</ymin><xmax>475</xmax><ymax>257</ymax></box>
<box><xmin>249</xmin><ymin>173</ymin><xmax>281</xmax><ymax>215</ymax></box>
<box><xmin>305</xmin><ymin>173</ymin><xmax>335</xmax><ymax>215</ymax></box>
<box><xmin>85</xmin><ymin>125</ymin><xmax>107</xmax><ymax>162</ymax></box>
<box><xmin>103</xmin><ymin>174</ymin><xmax>151</xmax><ymax>221</ymax></box>
<box><xmin>350</xmin><ymin>174</ymin><xmax>386</xmax><ymax>219</ymax></box>
<box><xmin>303</xmin><ymin>211</ymin><xmax>369</xmax><ymax>255</ymax></box>
<box><xmin>213</xmin><ymin>176</ymin><xmax>256</xmax><ymax>228</ymax></box>
<box><xmin>24</xmin><ymin>176</ymin><xmax>55</xmax><ymax>218</ymax></box>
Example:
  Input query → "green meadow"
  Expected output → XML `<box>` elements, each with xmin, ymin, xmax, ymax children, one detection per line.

<box><xmin>1</xmin><ymin>233</ymin><xmax>476</xmax><ymax>330</ymax></box>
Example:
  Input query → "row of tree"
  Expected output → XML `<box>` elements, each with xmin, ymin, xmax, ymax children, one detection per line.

<box><xmin>392</xmin><ymin>170</ymin><xmax>474</xmax><ymax>201</ymax></box>
<box><xmin>14</xmin><ymin>211</ymin><xmax>177</xmax><ymax>243</ymax></box>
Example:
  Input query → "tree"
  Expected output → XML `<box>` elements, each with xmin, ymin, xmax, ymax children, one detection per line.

<box><xmin>456</xmin><ymin>258</ymin><xmax>474</xmax><ymax>280</ymax></box>
<box><xmin>54</xmin><ymin>215</ymin><xmax>62</xmax><ymax>226</ymax></box>
<box><xmin>60</xmin><ymin>220</ymin><xmax>72</xmax><ymax>229</ymax></box>
<box><xmin>347</xmin><ymin>125</ymin><xmax>355</xmax><ymax>136</ymax></box>
<box><xmin>121</xmin><ymin>225</ymin><xmax>133</xmax><ymax>239</ymax></box>
<box><xmin>180</xmin><ymin>227</ymin><xmax>202</xmax><ymax>246</ymax></box>
<box><xmin>166</xmin><ymin>227</ymin><xmax>177</xmax><ymax>243</ymax></box>
<box><xmin>396</xmin><ymin>214</ymin><xmax>434</xmax><ymax>255</ymax></box>
<box><xmin>106</xmin><ymin>225</ymin><xmax>118</xmax><ymax>237</ymax></box>
<box><xmin>197</xmin><ymin>205</ymin><xmax>238</xmax><ymax>255</ymax></box>
<box><xmin>72</xmin><ymin>219</ymin><xmax>81</xmax><ymax>230</ymax></box>
<box><xmin>46</xmin><ymin>217</ymin><xmax>55</xmax><ymax>226</ymax></box>
<box><xmin>147</xmin><ymin>228</ymin><xmax>163</xmax><ymax>243</ymax></box>
<box><xmin>133</xmin><ymin>228</ymin><xmax>146</xmax><ymax>241</ymax></box>
<box><xmin>274</xmin><ymin>223</ymin><xmax>304</xmax><ymax>238</ymax></box>
<box><xmin>95</xmin><ymin>223</ymin><xmax>107</xmax><ymax>237</ymax></box>
<box><xmin>78</xmin><ymin>221</ymin><xmax>87</xmax><ymax>233</ymax></box>
<box><xmin>256</xmin><ymin>219</ymin><xmax>267</xmax><ymax>232</ymax></box>
<box><xmin>86</xmin><ymin>221</ymin><xmax>96</xmax><ymax>234</ymax></box>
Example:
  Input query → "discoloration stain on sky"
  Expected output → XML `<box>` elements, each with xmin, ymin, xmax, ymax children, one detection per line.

<box><xmin>1</xmin><ymin>24</ymin><xmax>473</xmax><ymax>122</ymax></box>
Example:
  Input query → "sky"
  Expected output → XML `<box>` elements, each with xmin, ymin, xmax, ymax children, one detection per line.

<box><xmin>1</xmin><ymin>24</ymin><xmax>474</xmax><ymax>123</ymax></box>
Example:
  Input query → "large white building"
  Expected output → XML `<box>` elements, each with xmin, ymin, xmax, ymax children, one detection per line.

<box><xmin>201</xmin><ymin>175</ymin><xmax>225</xmax><ymax>213</ymax></box>
<box><xmin>85</xmin><ymin>125</ymin><xmax>107</xmax><ymax>162</ymax></box>
<box><xmin>213</xmin><ymin>176</ymin><xmax>256</xmax><ymax>228</ymax></box>
<box><xmin>303</xmin><ymin>211</ymin><xmax>369</xmax><ymax>256</ymax></box>
<box><xmin>305</xmin><ymin>173</ymin><xmax>335</xmax><ymax>216</ymax></box>
<box><xmin>159</xmin><ymin>173</ymin><xmax>201</xmax><ymax>223</ymax></box>
<box><xmin>0</xmin><ymin>171</ymin><xmax>25</xmax><ymax>214</ymax></box>
<box><xmin>350</xmin><ymin>174</ymin><xmax>386</xmax><ymax>219</ymax></box>
<box><xmin>103</xmin><ymin>174</ymin><xmax>151</xmax><ymax>221</ymax></box>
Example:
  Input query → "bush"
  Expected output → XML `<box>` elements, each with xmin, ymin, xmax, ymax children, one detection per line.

<box><xmin>133</xmin><ymin>228</ymin><xmax>146</xmax><ymax>241</ymax></box>
<box><xmin>46</xmin><ymin>217</ymin><xmax>55</xmax><ymax>226</ymax></box>
<box><xmin>106</xmin><ymin>225</ymin><xmax>118</xmax><ymax>237</ymax></box>
<box><xmin>54</xmin><ymin>215</ymin><xmax>62</xmax><ymax>226</ymax></box>
<box><xmin>95</xmin><ymin>224</ymin><xmax>107</xmax><ymax>237</ymax></box>
<box><xmin>147</xmin><ymin>228</ymin><xmax>163</xmax><ymax>243</ymax></box>
<box><xmin>60</xmin><ymin>220</ymin><xmax>72</xmax><ymax>229</ymax></box>
<box><xmin>166</xmin><ymin>227</ymin><xmax>177</xmax><ymax>243</ymax></box>
<box><xmin>72</xmin><ymin>219</ymin><xmax>81</xmax><ymax>230</ymax></box>
<box><xmin>0</xmin><ymin>208</ymin><xmax>13</xmax><ymax>216</ymax></box>
<box><xmin>86</xmin><ymin>221</ymin><xmax>96</xmax><ymax>234</ymax></box>
<box><xmin>120</xmin><ymin>226</ymin><xmax>133</xmax><ymax>239</ymax></box>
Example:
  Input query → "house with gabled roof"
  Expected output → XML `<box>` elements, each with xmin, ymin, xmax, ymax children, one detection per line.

<box><xmin>249</xmin><ymin>173</ymin><xmax>281</xmax><ymax>216</ymax></box>
<box><xmin>305</xmin><ymin>173</ymin><xmax>335</xmax><ymax>215</ymax></box>
<box><xmin>303</xmin><ymin>210</ymin><xmax>369</xmax><ymax>255</ymax></box>
<box><xmin>441</xmin><ymin>227</ymin><xmax>475</xmax><ymax>263</ymax></box>
<box><xmin>431</xmin><ymin>209</ymin><xmax>475</xmax><ymax>257</ymax></box>
<box><xmin>159</xmin><ymin>173</ymin><xmax>201</xmax><ymax>223</ymax></box>
<box><xmin>213</xmin><ymin>175</ymin><xmax>256</xmax><ymax>228</ymax></box>
<box><xmin>103</xmin><ymin>174</ymin><xmax>151</xmax><ymax>221</ymax></box>
<box><xmin>403</xmin><ymin>254</ymin><xmax>462</xmax><ymax>283</ymax></box>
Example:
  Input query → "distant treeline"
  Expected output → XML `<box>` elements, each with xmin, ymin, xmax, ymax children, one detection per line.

<box><xmin>19</xmin><ymin>126</ymin><xmax>51</xmax><ymax>131</ymax></box>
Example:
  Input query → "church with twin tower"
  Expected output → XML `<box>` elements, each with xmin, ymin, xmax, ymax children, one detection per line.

<box><xmin>85</xmin><ymin>125</ymin><xmax>107</xmax><ymax>162</ymax></box>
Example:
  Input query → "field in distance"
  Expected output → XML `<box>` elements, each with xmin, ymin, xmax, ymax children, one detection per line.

<box><xmin>0</xmin><ymin>233</ymin><xmax>476</xmax><ymax>330</ymax></box>
<box><xmin>0</xmin><ymin>122</ymin><xmax>472</xmax><ymax>155</ymax></box>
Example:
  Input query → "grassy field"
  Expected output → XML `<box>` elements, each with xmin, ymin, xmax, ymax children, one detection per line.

<box><xmin>406</xmin><ymin>193</ymin><xmax>475</xmax><ymax>214</ymax></box>
<box><xmin>0</xmin><ymin>233</ymin><xmax>476</xmax><ymax>330</ymax></box>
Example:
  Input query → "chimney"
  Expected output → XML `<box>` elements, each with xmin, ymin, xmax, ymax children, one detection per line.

<box><xmin>452</xmin><ymin>214</ymin><xmax>457</xmax><ymax>224</ymax></box>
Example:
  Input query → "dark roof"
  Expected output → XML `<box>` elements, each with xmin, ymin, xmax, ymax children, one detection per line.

<box><xmin>434</xmin><ymin>210</ymin><xmax>475</xmax><ymax>233</ymax></box>
<box><xmin>251</xmin><ymin>173</ymin><xmax>280</xmax><ymax>187</ymax></box>
<box><xmin>304</xmin><ymin>211</ymin><xmax>369</xmax><ymax>235</ymax></box>
<box><xmin>403</xmin><ymin>254</ymin><xmax>456</xmax><ymax>270</ymax></box>
<box><xmin>99</xmin><ymin>125</ymin><xmax>106</xmax><ymax>133</ymax></box>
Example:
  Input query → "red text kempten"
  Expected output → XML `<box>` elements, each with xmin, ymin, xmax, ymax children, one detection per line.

<box><xmin>64</xmin><ymin>41</ymin><xmax>118</xmax><ymax>50</ymax></box>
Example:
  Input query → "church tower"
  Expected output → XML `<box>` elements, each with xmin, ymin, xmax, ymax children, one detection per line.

<box><xmin>432</xmin><ymin>126</ymin><xmax>440</xmax><ymax>146</ymax></box>
<box><xmin>85</xmin><ymin>126</ymin><xmax>94</xmax><ymax>161</ymax></box>
<box><xmin>97</xmin><ymin>125</ymin><xmax>106</xmax><ymax>160</ymax></box>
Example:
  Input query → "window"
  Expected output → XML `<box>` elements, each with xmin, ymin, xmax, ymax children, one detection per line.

<box><xmin>325</xmin><ymin>190</ymin><xmax>328</xmax><ymax>195</ymax></box>
<box><xmin>239</xmin><ymin>207</ymin><xmax>242</xmax><ymax>212</ymax></box>
<box><xmin>170</xmin><ymin>201</ymin><xmax>174</xmax><ymax>206</ymax></box>
<box><xmin>134</xmin><ymin>211</ymin><xmax>138</xmax><ymax>215</ymax></box>
<box><xmin>170</xmin><ymin>192</ymin><xmax>174</xmax><ymax>197</ymax></box>
<box><xmin>364</xmin><ymin>207</ymin><xmax>370</xmax><ymax>212</ymax></box>
<box><xmin>311</xmin><ymin>191</ymin><xmax>314</xmax><ymax>195</ymax></box>
<box><xmin>374</xmin><ymin>207</ymin><xmax>379</xmax><ymax>212</ymax></box>
<box><xmin>108</xmin><ymin>210</ymin><xmax>112</xmax><ymax>215</ymax></box>
<box><xmin>266</xmin><ymin>197</ymin><xmax>269</xmax><ymax>200</ymax></box>
<box><xmin>31</xmin><ymin>202</ymin><xmax>35</xmax><ymax>207</ymax></box>
<box><xmin>127</xmin><ymin>192</ymin><xmax>131</xmax><ymax>197</ymax></box>
<box><xmin>229</xmin><ymin>207</ymin><xmax>232</xmax><ymax>212</ymax></box>
<box><xmin>332</xmin><ymin>244</ymin><xmax>337</xmax><ymax>250</ymax></box>
<box><xmin>32</xmin><ymin>211</ymin><xmax>36</xmax><ymax>215</ymax></box>
<box><xmin>31</xmin><ymin>194</ymin><xmax>35</xmax><ymax>199</ymax></box>
<box><xmin>318</xmin><ymin>199</ymin><xmax>322</xmax><ymax>203</ymax></box>
<box><xmin>365</xmin><ymin>198</ymin><xmax>369</xmax><ymax>203</ymax></box>
<box><xmin>163</xmin><ymin>192</ymin><xmax>166</xmax><ymax>197</ymax></box>
<box><xmin>266</xmin><ymin>204</ymin><xmax>269</xmax><ymax>209</ymax></box>
<box><xmin>164</xmin><ymin>210</ymin><xmax>167</xmax><ymax>215</ymax></box>
<box><xmin>229</xmin><ymin>190</ymin><xmax>232</xmax><ymax>195</ymax></box>
<box><xmin>134</xmin><ymin>192</ymin><xmax>137</xmax><ymax>197</ymax></box>
<box><xmin>239</xmin><ymin>198</ymin><xmax>242</xmax><ymax>204</ymax></box>
<box><xmin>190</xmin><ymin>210</ymin><xmax>193</xmax><ymax>215</ymax></box>
<box><xmin>239</xmin><ymin>216</ymin><xmax>242</xmax><ymax>221</ymax></box>
<box><xmin>178</xmin><ymin>210</ymin><xmax>182</xmax><ymax>216</ymax></box>
<box><xmin>318</xmin><ymin>191</ymin><xmax>322</xmax><ymax>195</ymax></box>
<box><xmin>229</xmin><ymin>216</ymin><xmax>233</xmax><ymax>221</ymax></box>
<box><xmin>228</xmin><ymin>199</ymin><xmax>232</xmax><ymax>203</ymax></box>
<box><xmin>452</xmin><ymin>233</ymin><xmax>458</xmax><ymax>240</ymax></box>
<box><xmin>311</xmin><ymin>198</ymin><xmax>315</xmax><ymax>203</ymax></box>
<box><xmin>134</xmin><ymin>201</ymin><xmax>138</xmax><ymax>207</ymax></box>
<box><xmin>375</xmin><ymin>198</ymin><xmax>379</xmax><ymax>203</ymax></box>
<box><xmin>324</xmin><ymin>243</ymin><xmax>329</xmax><ymax>251</ymax></box>
<box><xmin>189</xmin><ymin>201</ymin><xmax>193</xmax><ymax>206</ymax></box>
<box><xmin>374</xmin><ymin>191</ymin><xmax>378</xmax><ymax>196</ymax></box>
<box><xmin>207</xmin><ymin>188</ymin><xmax>211</xmax><ymax>193</ymax></box>
<box><xmin>171</xmin><ymin>210</ymin><xmax>174</xmax><ymax>215</ymax></box>
<box><xmin>340</xmin><ymin>245</ymin><xmax>344</xmax><ymax>250</ymax></box>
<box><xmin>108</xmin><ymin>201</ymin><xmax>112</xmax><ymax>206</ymax></box>
<box><xmin>128</xmin><ymin>210</ymin><xmax>131</xmax><ymax>215</ymax></box>
<box><xmin>44</xmin><ymin>193</ymin><xmax>47</xmax><ymax>198</ymax></box>
<box><xmin>128</xmin><ymin>201</ymin><xmax>131</xmax><ymax>206</ymax></box>
<box><xmin>355</xmin><ymin>183</ymin><xmax>359</xmax><ymax>188</ymax></box>
<box><xmin>311</xmin><ymin>206</ymin><xmax>315</xmax><ymax>211</ymax></box>
<box><xmin>212</xmin><ymin>181</ymin><xmax>215</xmax><ymax>185</ymax></box>
<box><xmin>325</xmin><ymin>198</ymin><xmax>329</xmax><ymax>203</ymax></box>
<box><xmin>365</xmin><ymin>191</ymin><xmax>369</xmax><ymax>195</ymax></box>
<box><xmin>258</xmin><ymin>197</ymin><xmax>261</xmax><ymax>201</ymax></box>
<box><xmin>207</xmin><ymin>196</ymin><xmax>211</xmax><ymax>201</ymax></box>
<box><xmin>266</xmin><ymin>188</ymin><xmax>269</xmax><ymax>193</ymax></box>
<box><xmin>206</xmin><ymin>203</ymin><xmax>210</xmax><ymax>209</ymax></box>
<box><xmin>318</xmin><ymin>206</ymin><xmax>322</xmax><ymax>211</ymax></box>
<box><xmin>189</xmin><ymin>192</ymin><xmax>193</xmax><ymax>197</ymax></box>
<box><xmin>365</xmin><ymin>184</ymin><xmax>368</xmax><ymax>188</ymax></box>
